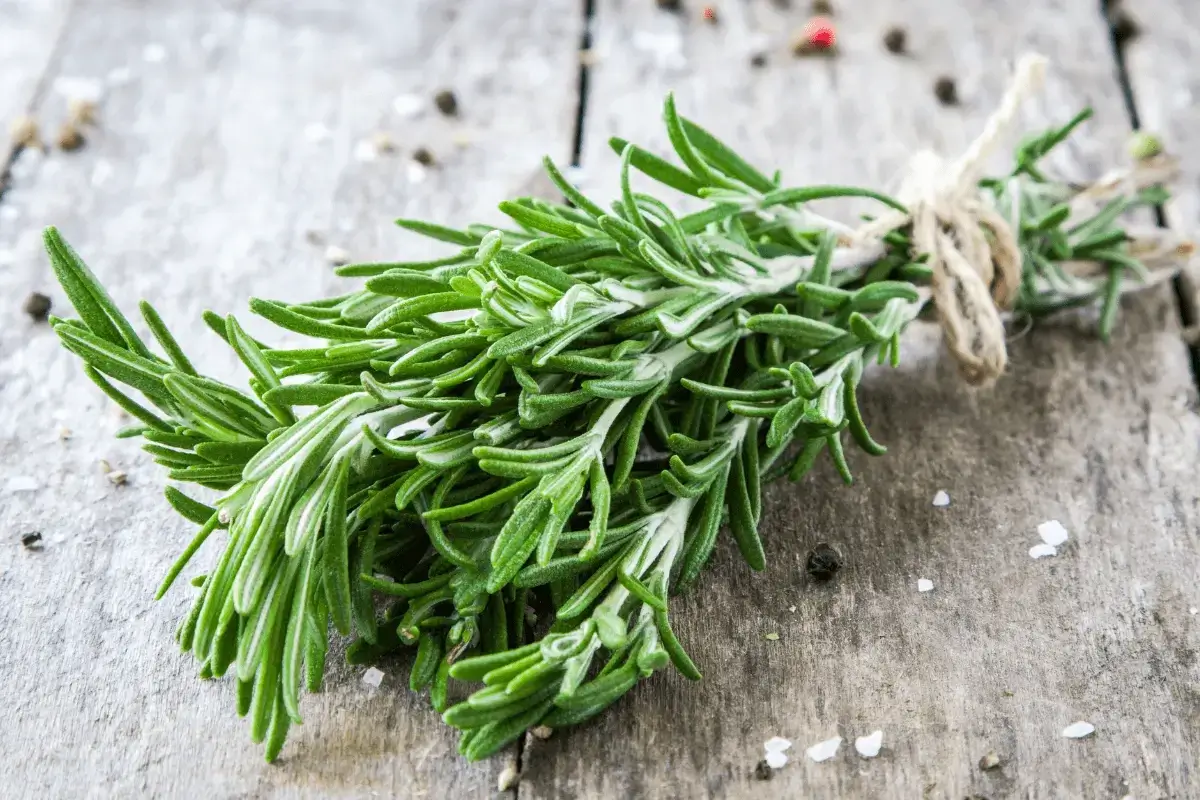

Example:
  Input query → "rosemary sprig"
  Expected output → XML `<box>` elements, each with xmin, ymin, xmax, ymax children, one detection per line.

<box><xmin>42</xmin><ymin>96</ymin><xmax>1166</xmax><ymax>762</ymax></box>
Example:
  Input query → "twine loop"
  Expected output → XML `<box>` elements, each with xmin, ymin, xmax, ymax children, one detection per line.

<box><xmin>855</xmin><ymin>55</ymin><xmax>1048</xmax><ymax>386</ymax></box>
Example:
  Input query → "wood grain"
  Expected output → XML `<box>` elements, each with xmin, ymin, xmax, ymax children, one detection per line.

<box><xmin>515</xmin><ymin>2</ymin><xmax>1200</xmax><ymax>798</ymax></box>
<box><xmin>0</xmin><ymin>0</ymin><xmax>71</xmax><ymax>165</ymax></box>
<box><xmin>0</xmin><ymin>1</ymin><xmax>581</xmax><ymax>797</ymax></box>
<box><xmin>1121</xmin><ymin>0</ymin><xmax>1200</xmax><ymax>321</ymax></box>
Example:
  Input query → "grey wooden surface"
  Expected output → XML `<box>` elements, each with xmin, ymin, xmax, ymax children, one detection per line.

<box><xmin>1</xmin><ymin>1</ymin><xmax>1197</xmax><ymax>799</ymax></box>
<box><xmin>0</xmin><ymin>1</ymin><xmax>580</xmax><ymax>798</ymax></box>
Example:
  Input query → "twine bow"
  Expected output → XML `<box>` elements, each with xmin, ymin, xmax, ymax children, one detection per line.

<box><xmin>854</xmin><ymin>55</ymin><xmax>1048</xmax><ymax>386</ymax></box>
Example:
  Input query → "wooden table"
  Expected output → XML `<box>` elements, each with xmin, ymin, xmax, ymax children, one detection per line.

<box><xmin>2</xmin><ymin>1</ymin><xmax>1197</xmax><ymax>797</ymax></box>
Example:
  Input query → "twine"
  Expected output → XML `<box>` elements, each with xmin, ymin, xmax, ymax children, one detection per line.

<box><xmin>854</xmin><ymin>54</ymin><xmax>1049</xmax><ymax>386</ymax></box>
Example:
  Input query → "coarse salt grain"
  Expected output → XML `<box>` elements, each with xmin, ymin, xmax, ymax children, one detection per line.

<box><xmin>303</xmin><ymin>122</ymin><xmax>332</xmax><ymax>144</ymax></box>
<box><xmin>54</xmin><ymin>76</ymin><xmax>104</xmax><ymax>102</ymax></box>
<box><xmin>407</xmin><ymin>162</ymin><xmax>428</xmax><ymax>184</ymax></box>
<box><xmin>1190</xmin><ymin>607</ymin><xmax>1198</xmax><ymax>615</ymax></box>
<box><xmin>1061</xmin><ymin>721</ymin><xmax>1095</xmax><ymax>739</ymax></box>
<box><xmin>854</xmin><ymin>730</ymin><xmax>883</xmax><ymax>758</ymax></box>
<box><xmin>353</xmin><ymin>140</ymin><xmax>376</xmax><ymax>162</ymax></box>
<box><xmin>4</xmin><ymin>476</ymin><xmax>38</xmax><ymax>493</ymax></box>
<box><xmin>765</xmin><ymin>750</ymin><xmax>788</xmax><ymax>769</ymax></box>
<box><xmin>806</xmin><ymin>736</ymin><xmax>842</xmax><ymax>762</ymax></box>
<box><xmin>362</xmin><ymin>667</ymin><xmax>385</xmax><ymax>687</ymax></box>
<box><xmin>142</xmin><ymin>44</ymin><xmax>168</xmax><ymax>63</ymax></box>
<box><xmin>932</xmin><ymin>490</ymin><xmax>950</xmax><ymax>507</ymax></box>
<box><xmin>764</xmin><ymin>736</ymin><xmax>792</xmax><ymax>753</ymax></box>
<box><xmin>1029</xmin><ymin>543</ymin><xmax>1058</xmax><ymax>559</ymax></box>
<box><xmin>917</xmin><ymin>578</ymin><xmax>934</xmax><ymax>592</ymax></box>
<box><xmin>106</xmin><ymin>66</ymin><xmax>133</xmax><ymax>87</ymax></box>
<box><xmin>1038</xmin><ymin>519</ymin><xmax>1069</xmax><ymax>547</ymax></box>
<box><xmin>324</xmin><ymin>245</ymin><xmax>350</xmax><ymax>265</ymax></box>
<box><xmin>393</xmin><ymin>94</ymin><xmax>424</xmax><ymax>118</ymax></box>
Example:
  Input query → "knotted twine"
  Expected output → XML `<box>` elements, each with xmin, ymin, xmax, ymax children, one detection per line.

<box><xmin>853</xmin><ymin>54</ymin><xmax>1049</xmax><ymax>387</ymax></box>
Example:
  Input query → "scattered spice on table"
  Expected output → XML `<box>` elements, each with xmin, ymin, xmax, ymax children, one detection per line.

<box><xmin>793</xmin><ymin>17</ymin><xmax>837</xmax><ymax>56</ymax></box>
<box><xmin>434</xmin><ymin>89</ymin><xmax>458</xmax><ymax>116</ymax></box>
<box><xmin>806</xmin><ymin>543</ymin><xmax>843</xmax><ymax>581</ymax></box>
<box><xmin>68</xmin><ymin>97</ymin><xmax>99</xmax><ymax>127</ymax></box>
<box><xmin>934</xmin><ymin>76</ymin><xmax>959</xmax><ymax>105</ymax></box>
<box><xmin>56</xmin><ymin>121</ymin><xmax>85</xmax><ymax>152</ymax></box>
<box><xmin>1109</xmin><ymin>7</ymin><xmax>1140</xmax><ymax>45</ymax></box>
<box><xmin>883</xmin><ymin>26</ymin><xmax>907</xmax><ymax>54</ymax></box>
<box><xmin>23</xmin><ymin>292</ymin><xmax>52</xmax><ymax>321</ymax></box>
<box><xmin>9</xmin><ymin>115</ymin><xmax>43</xmax><ymax>150</ymax></box>
<box><xmin>412</xmin><ymin>146</ymin><xmax>436</xmax><ymax>167</ymax></box>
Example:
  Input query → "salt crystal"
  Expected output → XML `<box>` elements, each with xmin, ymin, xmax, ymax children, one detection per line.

<box><xmin>361</xmin><ymin>667</ymin><xmax>385</xmax><ymax>687</ymax></box>
<box><xmin>407</xmin><ymin>162</ymin><xmax>428</xmax><ymax>184</ymax></box>
<box><xmin>54</xmin><ymin>76</ymin><xmax>104</xmax><ymax>102</ymax></box>
<box><xmin>142</xmin><ymin>44</ymin><xmax>168</xmax><ymax>63</ymax></box>
<box><xmin>392</xmin><ymin>94</ymin><xmax>424</xmax><ymax>118</ymax></box>
<box><xmin>1029</xmin><ymin>543</ymin><xmax>1058</xmax><ymax>559</ymax></box>
<box><xmin>324</xmin><ymin>245</ymin><xmax>350</xmax><ymax>266</ymax></box>
<box><xmin>1190</xmin><ymin>607</ymin><xmax>1198</xmax><ymax>615</ymax></box>
<box><xmin>91</xmin><ymin>159</ymin><xmax>114</xmax><ymax>188</ymax></box>
<box><xmin>806</xmin><ymin>736</ymin><xmax>842</xmax><ymax>762</ymax></box>
<box><xmin>917</xmin><ymin>578</ymin><xmax>934</xmax><ymax>592</ymax></box>
<box><xmin>530</xmin><ymin>725</ymin><xmax>553</xmax><ymax>740</ymax></box>
<box><xmin>303</xmin><ymin>122</ymin><xmax>332</xmax><ymax>143</ymax></box>
<box><xmin>497</xmin><ymin>765</ymin><xmax>519</xmax><ymax>791</ymax></box>
<box><xmin>932</xmin><ymin>490</ymin><xmax>950</xmax><ymax>507</ymax></box>
<box><xmin>764</xmin><ymin>736</ymin><xmax>792</xmax><ymax>753</ymax></box>
<box><xmin>765</xmin><ymin>750</ymin><xmax>788</xmax><ymax>769</ymax></box>
<box><xmin>1061</xmin><ymin>721</ymin><xmax>1095</xmax><ymax>739</ymax></box>
<box><xmin>4</xmin><ymin>476</ymin><xmax>38</xmax><ymax>493</ymax></box>
<box><xmin>788</xmin><ymin>605</ymin><xmax>797</xmax><ymax>613</ymax></box>
<box><xmin>106</xmin><ymin>66</ymin><xmax>133</xmax><ymax>87</ymax></box>
<box><xmin>353</xmin><ymin>140</ymin><xmax>376</xmax><ymax>162</ymax></box>
<box><xmin>1038</xmin><ymin>519</ymin><xmax>1069</xmax><ymax>547</ymax></box>
<box><xmin>854</xmin><ymin>730</ymin><xmax>883</xmax><ymax>758</ymax></box>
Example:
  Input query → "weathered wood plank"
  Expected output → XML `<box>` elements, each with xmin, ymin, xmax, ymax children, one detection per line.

<box><xmin>0</xmin><ymin>1</ymin><xmax>581</xmax><ymax>797</ymax></box>
<box><xmin>0</xmin><ymin>0</ymin><xmax>71</xmax><ymax>164</ymax></box>
<box><xmin>518</xmin><ymin>2</ymin><xmax>1200</xmax><ymax>798</ymax></box>
<box><xmin>1121</xmin><ymin>1</ymin><xmax>1200</xmax><ymax>321</ymax></box>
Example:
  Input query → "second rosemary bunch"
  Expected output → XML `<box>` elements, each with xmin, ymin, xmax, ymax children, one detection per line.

<box><xmin>44</xmin><ymin>95</ymin><xmax>1164</xmax><ymax>762</ymax></box>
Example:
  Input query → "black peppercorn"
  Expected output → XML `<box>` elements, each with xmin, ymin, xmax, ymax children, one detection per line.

<box><xmin>23</xmin><ymin>292</ymin><xmax>52</xmax><ymax>321</ymax></box>
<box><xmin>883</xmin><ymin>26</ymin><xmax>906</xmax><ymax>54</ymax></box>
<box><xmin>806</xmin><ymin>543</ymin><xmax>843</xmax><ymax>581</ymax></box>
<box><xmin>433</xmin><ymin>89</ymin><xmax>458</xmax><ymax>116</ymax></box>
<box><xmin>934</xmin><ymin>76</ymin><xmax>959</xmax><ymax>106</ymax></box>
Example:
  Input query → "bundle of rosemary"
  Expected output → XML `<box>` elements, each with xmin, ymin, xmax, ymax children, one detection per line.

<box><xmin>43</xmin><ymin>90</ymin><xmax>1173</xmax><ymax>762</ymax></box>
